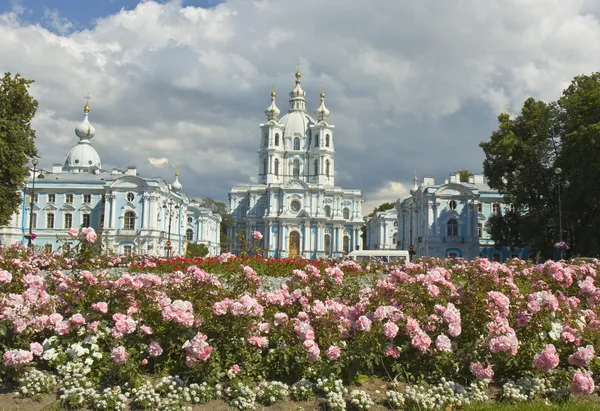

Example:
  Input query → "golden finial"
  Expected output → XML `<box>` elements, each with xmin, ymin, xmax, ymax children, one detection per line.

<box><xmin>320</xmin><ymin>85</ymin><xmax>325</xmax><ymax>99</ymax></box>
<box><xmin>83</xmin><ymin>92</ymin><xmax>92</xmax><ymax>113</ymax></box>
<box><xmin>271</xmin><ymin>84</ymin><xmax>276</xmax><ymax>98</ymax></box>
<box><xmin>413</xmin><ymin>172</ymin><xmax>417</xmax><ymax>182</ymax></box>
<box><xmin>295</xmin><ymin>59</ymin><xmax>301</xmax><ymax>79</ymax></box>
<box><xmin>175</xmin><ymin>171</ymin><xmax>179</xmax><ymax>177</ymax></box>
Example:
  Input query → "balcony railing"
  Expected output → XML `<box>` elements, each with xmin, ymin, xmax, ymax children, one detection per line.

<box><xmin>117</xmin><ymin>229</ymin><xmax>138</xmax><ymax>236</ymax></box>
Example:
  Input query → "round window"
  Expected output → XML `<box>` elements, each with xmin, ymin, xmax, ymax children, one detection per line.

<box><xmin>127</xmin><ymin>193</ymin><xmax>135</xmax><ymax>202</ymax></box>
<box><xmin>290</xmin><ymin>200</ymin><xmax>301</xmax><ymax>212</ymax></box>
<box><xmin>187</xmin><ymin>216</ymin><xmax>193</xmax><ymax>223</ymax></box>
<box><xmin>449</xmin><ymin>200</ymin><xmax>457</xmax><ymax>210</ymax></box>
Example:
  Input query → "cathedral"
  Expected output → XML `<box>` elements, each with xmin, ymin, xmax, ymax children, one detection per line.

<box><xmin>0</xmin><ymin>101</ymin><xmax>221</xmax><ymax>256</ymax></box>
<box><xmin>229</xmin><ymin>71</ymin><xmax>364</xmax><ymax>258</ymax></box>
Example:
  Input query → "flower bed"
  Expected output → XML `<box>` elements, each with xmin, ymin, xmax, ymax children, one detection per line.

<box><xmin>1</xmin><ymin>242</ymin><xmax>600</xmax><ymax>410</ymax></box>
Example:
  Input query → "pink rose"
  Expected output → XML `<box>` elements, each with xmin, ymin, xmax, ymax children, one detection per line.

<box><xmin>326</xmin><ymin>345</ymin><xmax>341</xmax><ymax>361</ymax></box>
<box><xmin>252</xmin><ymin>231</ymin><xmax>263</xmax><ymax>240</ymax></box>
<box><xmin>383</xmin><ymin>321</ymin><xmax>399</xmax><ymax>339</ymax></box>
<box><xmin>568</xmin><ymin>345</ymin><xmax>595</xmax><ymax>367</ymax></box>
<box><xmin>533</xmin><ymin>344</ymin><xmax>560</xmax><ymax>373</ymax></box>
<box><xmin>435</xmin><ymin>334</ymin><xmax>452</xmax><ymax>352</ymax></box>
<box><xmin>470</xmin><ymin>361</ymin><xmax>494</xmax><ymax>380</ymax></box>
<box><xmin>92</xmin><ymin>302</ymin><xmax>108</xmax><ymax>314</ymax></box>
<box><xmin>69</xmin><ymin>314</ymin><xmax>86</xmax><ymax>326</ymax></box>
<box><xmin>67</xmin><ymin>228</ymin><xmax>79</xmax><ymax>238</ymax></box>
<box><xmin>29</xmin><ymin>342</ymin><xmax>43</xmax><ymax>357</ymax></box>
<box><xmin>356</xmin><ymin>315</ymin><xmax>372</xmax><ymax>332</ymax></box>
<box><xmin>148</xmin><ymin>341</ymin><xmax>163</xmax><ymax>357</ymax></box>
<box><xmin>111</xmin><ymin>346</ymin><xmax>129</xmax><ymax>365</ymax></box>
<box><xmin>572</xmin><ymin>370</ymin><xmax>595</xmax><ymax>394</ymax></box>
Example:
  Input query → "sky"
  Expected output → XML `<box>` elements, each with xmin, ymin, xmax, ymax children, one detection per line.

<box><xmin>2</xmin><ymin>0</ymin><xmax>600</xmax><ymax>214</ymax></box>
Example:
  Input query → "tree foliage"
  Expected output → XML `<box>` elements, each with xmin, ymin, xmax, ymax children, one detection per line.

<box><xmin>199</xmin><ymin>197</ymin><xmax>233</xmax><ymax>252</ymax></box>
<box><xmin>367</xmin><ymin>201</ymin><xmax>396</xmax><ymax>218</ymax></box>
<box><xmin>0</xmin><ymin>73</ymin><xmax>38</xmax><ymax>226</ymax></box>
<box><xmin>480</xmin><ymin>73</ymin><xmax>600</xmax><ymax>259</ymax></box>
<box><xmin>186</xmin><ymin>243</ymin><xmax>209</xmax><ymax>258</ymax></box>
<box><xmin>457</xmin><ymin>169</ymin><xmax>473</xmax><ymax>183</ymax></box>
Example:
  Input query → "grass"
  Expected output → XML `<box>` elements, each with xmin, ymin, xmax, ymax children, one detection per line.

<box><xmin>464</xmin><ymin>400</ymin><xmax>600</xmax><ymax>411</ymax></box>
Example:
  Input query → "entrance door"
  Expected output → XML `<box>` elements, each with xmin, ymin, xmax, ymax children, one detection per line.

<box><xmin>289</xmin><ymin>231</ymin><xmax>300</xmax><ymax>257</ymax></box>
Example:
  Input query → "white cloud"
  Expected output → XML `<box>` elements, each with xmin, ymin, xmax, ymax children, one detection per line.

<box><xmin>2</xmin><ymin>0</ymin><xmax>600</xmax><ymax>204</ymax></box>
<box><xmin>362</xmin><ymin>181</ymin><xmax>409</xmax><ymax>216</ymax></box>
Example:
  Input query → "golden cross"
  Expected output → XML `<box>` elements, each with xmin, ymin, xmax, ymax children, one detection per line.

<box><xmin>503</xmin><ymin>103</ymin><xmax>510</xmax><ymax>114</ymax></box>
<box><xmin>83</xmin><ymin>93</ymin><xmax>92</xmax><ymax>104</ymax></box>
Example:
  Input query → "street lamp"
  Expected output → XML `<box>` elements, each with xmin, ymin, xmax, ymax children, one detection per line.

<box><xmin>554</xmin><ymin>167</ymin><xmax>569</xmax><ymax>259</ymax></box>
<box><xmin>163</xmin><ymin>198</ymin><xmax>179</xmax><ymax>258</ymax></box>
<box><xmin>401</xmin><ymin>200</ymin><xmax>418</xmax><ymax>261</ymax></box>
<box><xmin>27</xmin><ymin>158</ymin><xmax>39</xmax><ymax>249</ymax></box>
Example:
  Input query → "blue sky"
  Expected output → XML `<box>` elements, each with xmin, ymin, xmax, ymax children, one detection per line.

<box><xmin>3</xmin><ymin>0</ymin><xmax>222</xmax><ymax>32</ymax></box>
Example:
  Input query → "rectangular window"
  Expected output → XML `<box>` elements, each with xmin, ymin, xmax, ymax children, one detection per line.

<box><xmin>82</xmin><ymin>214</ymin><xmax>91</xmax><ymax>228</ymax></box>
<box><xmin>31</xmin><ymin>212</ymin><xmax>37</xmax><ymax>229</ymax></box>
<box><xmin>48</xmin><ymin>194</ymin><xmax>55</xmax><ymax>203</ymax></box>
<box><xmin>83</xmin><ymin>194</ymin><xmax>91</xmax><ymax>203</ymax></box>
<box><xmin>64</xmin><ymin>213</ymin><xmax>72</xmax><ymax>229</ymax></box>
<box><xmin>33</xmin><ymin>194</ymin><xmax>38</xmax><ymax>203</ymax></box>
<box><xmin>123</xmin><ymin>245</ymin><xmax>132</xmax><ymax>256</ymax></box>
<box><xmin>492</xmin><ymin>203</ymin><xmax>500</xmax><ymax>213</ymax></box>
<box><xmin>46</xmin><ymin>213</ymin><xmax>55</xmax><ymax>229</ymax></box>
<box><xmin>478</xmin><ymin>223</ymin><xmax>483</xmax><ymax>238</ymax></box>
<box><xmin>65</xmin><ymin>194</ymin><xmax>73</xmax><ymax>203</ymax></box>
<box><xmin>477</xmin><ymin>202</ymin><xmax>482</xmax><ymax>213</ymax></box>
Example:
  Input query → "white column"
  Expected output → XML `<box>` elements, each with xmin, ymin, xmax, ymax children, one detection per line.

<box><xmin>466</xmin><ymin>201</ymin><xmax>471</xmax><ymax>239</ymax></box>
<box><xmin>103</xmin><ymin>195</ymin><xmax>111</xmax><ymax>230</ymax></box>
<box><xmin>111</xmin><ymin>195</ymin><xmax>117</xmax><ymax>229</ymax></box>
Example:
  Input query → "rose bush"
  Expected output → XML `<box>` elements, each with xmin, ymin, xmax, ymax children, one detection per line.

<box><xmin>0</xmin><ymin>239</ymin><xmax>599</xmax><ymax>408</ymax></box>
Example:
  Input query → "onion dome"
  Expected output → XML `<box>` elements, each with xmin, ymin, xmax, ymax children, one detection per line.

<box><xmin>265</xmin><ymin>91</ymin><xmax>280</xmax><ymax>121</ymax></box>
<box><xmin>64</xmin><ymin>103</ymin><xmax>101</xmax><ymax>170</ymax></box>
<box><xmin>171</xmin><ymin>172</ymin><xmax>182</xmax><ymax>192</ymax></box>
<box><xmin>314</xmin><ymin>92</ymin><xmax>330</xmax><ymax>122</ymax></box>
<box><xmin>410</xmin><ymin>174</ymin><xmax>419</xmax><ymax>195</ymax></box>
<box><xmin>290</xmin><ymin>71</ymin><xmax>306</xmax><ymax>98</ymax></box>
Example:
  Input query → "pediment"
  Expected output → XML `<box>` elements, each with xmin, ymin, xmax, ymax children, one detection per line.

<box><xmin>78</xmin><ymin>204</ymin><xmax>93</xmax><ymax>212</ymax></box>
<box><xmin>43</xmin><ymin>204</ymin><xmax>57</xmax><ymax>211</ymax></box>
<box><xmin>435</xmin><ymin>183</ymin><xmax>473</xmax><ymax>197</ymax></box>
<box><xmin>60</xmin><ymin>204</ymin><xmax>76</xmax><ymax>211</ymax></box>
<box><xmin>121</xmin><ymin>203</ymin><xmax>137</xmax><ymax>210</ymax></box>
<box><xmin>110</xmin><ymin>176</ymin><xmax>149</xmax><ymax>190</ymax></box>
<box><xmin>282</xmin><ymin>179</ymin><xmax>309</xmax><ymax>190</ymax></box>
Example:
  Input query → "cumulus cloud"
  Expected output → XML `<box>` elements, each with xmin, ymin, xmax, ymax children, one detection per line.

<box><xmin>362</xmin><ymin>181</ymin><xmax>409</xmax><ymax>216</ymax></box>
<box><xmin>1</xmin><ymin>0</ymin><xmax>600</xmax><ymax>206</ymax></box>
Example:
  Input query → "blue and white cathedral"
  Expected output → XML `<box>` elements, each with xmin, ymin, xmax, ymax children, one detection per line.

<box><xmin>229</xmin><ymin>71</ymin><xmax>364</xmax><ymax>258</ymax></box>
<box><xmin>0</xmin><ymin>101</ymin><xmax>221</xmax><ymax>256</ymax></box>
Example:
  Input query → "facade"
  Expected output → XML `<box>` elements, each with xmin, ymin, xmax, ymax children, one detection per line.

<box><xmin>365</xmin><ymin>210</ymin><xmax>398</xmax><ymax>250</ymax></box>
<box><xmin>0</xmin><ymin>103</ymin><xmax>221</xmax><ymax>256</ymax></box>
<box><xmin>396</xmin><ymin>172</ymin><xmax>529</xmax><ymax>261</ymax></box>
<box><xmin>228</xmin><ymin>71</ymin><xmax>364</xmax><ymax>258</ymax></box>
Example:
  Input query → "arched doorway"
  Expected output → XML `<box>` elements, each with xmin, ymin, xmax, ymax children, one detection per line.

<box><xmin>289</xmin><ymin>231</ymin><xmax>300</xmax><ymax>257</ymax></box>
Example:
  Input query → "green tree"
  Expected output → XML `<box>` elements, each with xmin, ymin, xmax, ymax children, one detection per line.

<box><xmin>457</xmin><ymin>169</ymin><xmax>473</xmax><ymax>182</ymax></box>
<box><xmin>557</xmin><ymin>73</ymin><xmax>600</xmax><ymax>256</ymax></box>
<box><xmin>186</xmin><ymin>243</ymin><xmax>209</xmax><ymax>258</ymax></box>
<box><xmin>480</xmin><ymin>97</ymin><xmax>559</xmax><ymax>258</ymax></box>
<box><xmin>0</xmin><ymin>73</ymin><xmax>38</xmax><ymax>226</ymax></box>
<box><xmin>199</xmin><ymin>197</ymin><xmax>233</xmax><ymax>252</ymax></box>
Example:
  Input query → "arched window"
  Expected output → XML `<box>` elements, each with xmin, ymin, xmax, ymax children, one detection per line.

<box><xmin>447</xmin><ymin>218</ymin><xmax>458</xmax><ymax>237</ymax></box>
<box><xmin>392</xmin><ymin>233</ymin><xmax>397</xmax><ymax>245</ymax></box>
<box><xmin>324</xmin><ymin>234</ymin><xmax>331</xmax><ymax>255</ymax></box>
<box><xmin>124</xmin><ymin>211</ymin><xmax>136</xmax><ymax>230</ymax></box>
<box><xmin>314</xmin><ymin>159</ymin><xmax>319</xmax><ymax>175</ymax></box>
<box><xmin>315</xmin><ymin>134</ymin><xmax>319</xmax><ymax>147</ymax></box>
<box><xmin>325</xmin><ymin>160</ymin><xmax>330</xmax><ymax>177</ymax></box>
<box><xmin>275</xmin><ymin>133</ymin><xmax>280</xmax><ymax>146</ymax></box>
<box><xmin>186</xmin><ymin>229</ymin><xmax>194</xmax><ymax>242</ymax></box>
<box><xmin>293</xmin><ymin>159</ymin><xmax>300</xmax><ymax>178</ymax></box>
<box><xmin>394</xmin><ymin>220</ymin><xmax>398</xmax><ymax>227</ymax></box>
<box><xmin>274</xmin><ymin>159</ymin><xmax>279</xmax><ymax>176</ymax></box>
<box><xmin>343</xmin><ymin>207</ymin><xmax>350</xmax><ymax>219</ymax></box>
<box><xmin>324</xmin><ymin>205</ymin><xmax>331</xmax><ymax>218</ymax></box>
<box><xmin>263</xmin><ymin>158</ymin><xmax>268</xmax><ymax>175</ymax></box>
<box><xmin>293</xmin><ymin>137</ymin><xmax>300</xmax><ymax>150</ymax></box>
<box><xmin>343</xmin><ymin>236</ymin><xmax>350</xmax><ymax>253</ymax></box>
<box><xmin>326</xmin><ymin>134</ymin><xmax>330</xmax><ymax>147</ymax></box>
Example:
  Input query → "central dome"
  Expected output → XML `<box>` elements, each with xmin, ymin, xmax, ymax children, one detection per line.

<box><xmin>64</xmin><ymin>143</ymin><xmax>102</xmax><ymax>170</ymax></box>
<box><xmin>279</xmin><ymin>111</ymin><xmax>315</xmax><ymax>138</ymax></box>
